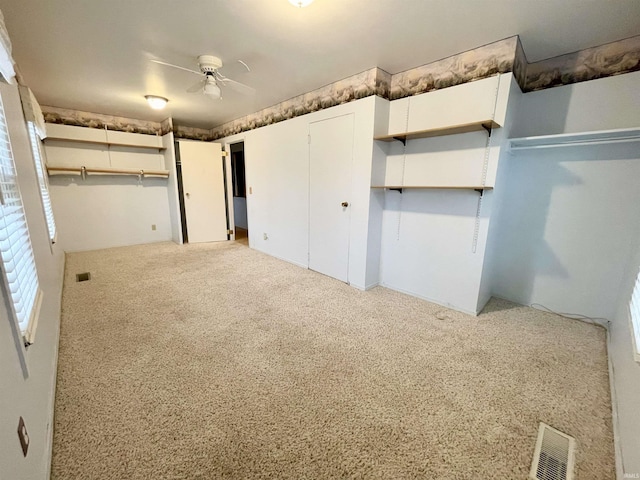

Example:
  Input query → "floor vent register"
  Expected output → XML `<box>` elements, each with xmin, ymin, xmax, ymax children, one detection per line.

<box><xmin>76</xmin><ymin>272</ymin><xmax>91</xmax><ymax>282</ymax></box>
<box><xmin>529</xmin><ymin>422</ymin><xmax>576</xmax><ymax>480</ymax></box>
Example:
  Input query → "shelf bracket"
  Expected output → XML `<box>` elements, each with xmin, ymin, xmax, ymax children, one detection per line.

<box><xmin>393</xmin><ymin>136</ymin><xmax>407</xmax><ymax>146</ymax></box>
<box><xmin>481</xmin><ymin>123</ymin><xmax>492</xmax><ymax>135</ymax></box>
<box><xmin>474</xmin><ymin>188</ymin><xmax>485</xmax><ymax>195</ymax></box>
<box><xmin>389</xmin><ymin>187</ymin><xmax>403</xmax><ymax>193</ymax></box>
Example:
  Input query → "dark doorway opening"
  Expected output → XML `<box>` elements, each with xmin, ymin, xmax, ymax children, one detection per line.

<box><xmin>230</xmin><ymin>142</ymin><xmax>248</xmax><ymax>245</ymax></box>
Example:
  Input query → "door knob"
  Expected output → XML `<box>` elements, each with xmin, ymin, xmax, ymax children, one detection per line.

<box><xmin>186</xmin><ymin>192</ymin><xmax>190</xmax><ymax>198</ymax></box>
<box><xmin>341</xmin><ymin>201</ymin><xmax>349</xmax><ymax>207</ymax></box>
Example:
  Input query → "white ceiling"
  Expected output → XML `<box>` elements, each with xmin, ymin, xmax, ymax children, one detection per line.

<box><xmin>1</xmin><ymin>0</ymin><xmax>639</xmax><ymax>129</ymax></box>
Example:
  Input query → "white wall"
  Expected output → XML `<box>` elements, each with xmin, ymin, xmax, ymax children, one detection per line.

<box><xmin>220</xmin><ymin>96</ymin><xmax>380</xmax><ymax>289</ymax></box>
<box><xmin>245</xmin><ymin>116</ymin><xmax>310</xmax><ymax>268</ymax></box>
<box><xmin>511</xmin><ymin>71</ymin><xmax>640</xmax><ymax>138</ymax></box>
<box><xmin>45</xmin><ymin>137</ymin><xmax>174</xmax><ymax>252</ymax></box>
<box><xmin>0</xmin><ymin>82</ymin><xmax>65</xmax><ymax>479</ymax></box>
<box><xmin>364</xmin><ymin>96</ymin><xmax>390</xmax><ymax>289</ymax></box>
<box><xmin>493</xmin><ymin>144</ymin><xmax>640</xmax><ymax>319</ymax></box>
<box><xmin>493</xmin><ymin>72</ymin><xmax>640</xmax><ymax>318</ymax></box>
<box><xmin>378</xmin><ymin>75</ymin><xmax>514</xmax><ymax>314</ymax></box>
<box><xmin>233</xmin><ymin>196</ymin><xmax>247</xmax><ymax>229</ymax></box>
<box><xmin>476</xmin><ymin>75</ymin><xmax>523</xmax><ymax>312</ymax></box>
<box><xmin>493</xmin><ymin>71</ymin><xmax>640</xmax><ymax>478</ymax></box>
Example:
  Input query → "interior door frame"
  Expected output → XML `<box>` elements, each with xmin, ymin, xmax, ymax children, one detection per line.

<box><xmin>223</xmin><ymin>138</ymin><xmax>248</xmax><ymax>244</ymax></box>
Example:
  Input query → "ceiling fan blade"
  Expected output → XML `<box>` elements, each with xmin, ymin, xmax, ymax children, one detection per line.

<box><xmin>151</xmin><ymin>59</ymin><xmax>203</xmax><ymax>76</ymax></box>
<box><xmin>186</xmin><ymin>79</ymin><xmax>205</xmax><ymax>93</ymax></box>
<box><xmin>219</xmin><ymin>77</ymin><xmax>256</xmax><ymax>96</ymax></box>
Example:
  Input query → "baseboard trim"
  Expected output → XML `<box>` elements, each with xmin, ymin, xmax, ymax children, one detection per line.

<box><xmin>607</xmin><ymin>323</ymin><xmax>625</xmax><ymax>480</ymax></box>
<box><xmin>251</xmin><ymin>247</ymin><xmax>309</xmax><ymax>270</ymax></box>
<box><xmin>45</xmin><ymin>252</ymin><xmax>66</xmax><ymax>480</ymax></box>
<box><xmin>379</xmin><ymin>282</ymin><xmax>479</xmax><ymax>316</ymax></box>
<box><xmin>347</xmin><ymin>282</ymin><xmax>379</xmax><ymax>291</ymax></box>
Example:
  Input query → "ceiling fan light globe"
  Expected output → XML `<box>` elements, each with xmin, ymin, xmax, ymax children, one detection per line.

<box><xmin>204</xmin><ymin>83</ymin><xmax>221</xmax><ymax>99</ymax></box>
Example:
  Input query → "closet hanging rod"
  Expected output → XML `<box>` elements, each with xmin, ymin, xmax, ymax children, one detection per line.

<box><xmin>509</xmin><ymin>136</ymin><xmax>640</xmax><ymax>151</ymax></box>
<box><xmin>46</xmin><ymin>166</ymin><xmax>170</xmax><ymax>178</ymax></box>
<box><xmin>508</xmin><ymin>127</ymin><xmax>640</xmax><ymax>151</ymax></box>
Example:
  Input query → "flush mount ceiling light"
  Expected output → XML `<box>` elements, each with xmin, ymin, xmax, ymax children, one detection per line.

<box><xmin>289</xmin><ymin>0</ymin><xmax>314</xmax><ymax>6</ymax></box>
<box><xmin>145</xmin><ymin>95</ymin><xmax>168</xmax><ymax>110</ymax></box>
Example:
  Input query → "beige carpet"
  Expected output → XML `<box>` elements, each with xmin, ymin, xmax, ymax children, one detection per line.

<box><xmin>52</xmin><ymin>241</ymin><xmax>615</xmax><ymax>479</ymax></box>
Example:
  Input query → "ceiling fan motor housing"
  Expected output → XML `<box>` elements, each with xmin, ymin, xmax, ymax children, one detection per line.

<box><xmin>198</xmin><ymin>55</ymin><xmax>223</xmax><ymax>73</ymax></box>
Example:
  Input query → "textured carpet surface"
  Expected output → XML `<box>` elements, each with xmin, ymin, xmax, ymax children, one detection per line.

<box><xmin>52</xmin><ymin>241</ymin><xmax>615</xmax><ymax>479</ymax></box>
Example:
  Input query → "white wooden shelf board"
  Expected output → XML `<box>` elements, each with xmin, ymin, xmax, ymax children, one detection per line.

<box><xmin>371</xmin><ymin>185</ymin><xmax>493</xmax><ymax>190</ymax></box>
<box><xmin>45</xmin><ymin>123</ymin><xmax>166</xmax><ymax>150</ymax></box>
<box><xmin>375</xmin><ymin>120</ymin><xmax>501</xmax><ymax>143</ymax></box>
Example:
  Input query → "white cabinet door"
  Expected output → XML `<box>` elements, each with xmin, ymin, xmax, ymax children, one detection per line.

<box><xmin>309</xmin><ymin>114</ymin><xmax>354</xmax><ymax>282</ymax></box>
<box><xmin>178</xmin><ymin>140</ymin><xmax>228</xmax><ymax>243</ymax></box>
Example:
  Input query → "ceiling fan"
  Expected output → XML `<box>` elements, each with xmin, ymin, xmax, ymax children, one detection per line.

<box><xmin>151</xmin><ymin>55</ymin><xmax>255</xmax><ymax>99</ymax></box>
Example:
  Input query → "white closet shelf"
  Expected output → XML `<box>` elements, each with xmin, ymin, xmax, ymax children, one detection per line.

<box><xmin>47</xmin><ymin>166</ymin><xmax>170</xmax><ymax>178</ymax></box>
<box><xmin>509</xmin><ymin>127</ymin><xmax>640</xmax><ymax>151</ymax></box>
<box><xmin>45</xmin><ymin>136</ymin><xmax>167</xmax><ymax>150</ymax></box>
<box><xmin>374</xmin><ymin>120</ymin><xmax>501</xmax><ymax>143</ymax></box>
<box><xmin>371</xmin><ymin>185</ymin><xmax>493</xmax><ymax>192</ymax></box>
<box><xmin>44</xmin><ymin>123</ymin><xmax>166</xmax><ymax>150</ymax></box>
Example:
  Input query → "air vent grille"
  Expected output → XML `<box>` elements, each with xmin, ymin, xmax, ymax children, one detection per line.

<box><xmin>76</xmin><ymin>272</ymin><xmax>91</xmax><ymax>282</ymax></box>
<box><xmin>530</xmin><ymin>423</ymin><xmax>575</xmax><ymax>480</ymax></box>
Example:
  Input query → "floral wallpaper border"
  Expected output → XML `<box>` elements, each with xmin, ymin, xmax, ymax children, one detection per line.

<box><xmin>174</xmin><ymin>124</ymin><xmax>212</xmax><ymax>142</ymax></box>
<box><xmin>42</xmin><ymin>106</ymin><xmax>163</xmax><ymax>135</ymax></box>
<box><xmin>42</xmin><ymin>34</ymin><xmax>640</xmax><ymax>140</ymax></box>
<box><xmin>523</xmin><ymin>35</ymin><xmax>640</xmax><ymax>92</ymax></box>
<box><xmin>513</xmin><ymin>37</ymin><xmax>528</xmax><ymax>91</ymax></box>
<box><xmin>389</xmin><ymin>37</ymin><xmax>518</xmax><ymax>100</ymax></box>
<box><xmin>210</xmin><ymin>67</ymin><xmax>388</xmax><ymax>140</ymax></box>
<box><xmin>160</xmin><ymin>117</ymin><xmax>173</xmax><ymax>136</ymax></box>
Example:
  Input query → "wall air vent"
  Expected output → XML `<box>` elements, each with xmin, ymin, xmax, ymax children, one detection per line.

<box><xmin>76</xmin><ymin>272</ymin><xmax>91</xmax><ymax>282</ymax></box>
<box><xmin>529</xmin><ymin>423</ymin><xmax>576</xmax><ymax>480</ymax></box>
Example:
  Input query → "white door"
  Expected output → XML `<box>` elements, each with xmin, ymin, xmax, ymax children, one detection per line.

<box><xmin>309</xmin><ymin>114</ymin><xmax>354</xmax><ymax>282</ymax></box>
<box><xmin>178</xmin><ymin>140</ymin><xmax>228</xmax><ymax>243</ymax></box>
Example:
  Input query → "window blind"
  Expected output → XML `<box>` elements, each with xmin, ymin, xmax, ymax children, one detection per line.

<box><xmin>0</xmin><ymin>9</ymin><xmax>16</xmax><ymax>83</ymax></box>
<box><xmin>631</xmin><ymin>267</ymin><xmax>640</xmax><ymax>357</ymax></box>
<box><xmin>19</xmin><ymin>86</ymin><xmax>47</xmax><ymax>139</ymax></box>
<box><xmin>27</xmin><ymin>122</ymin><xmax>56</xmax><ymax>241</ymax></box>
<box><xmin>0</xmin><ymin>93</ymin><xmax>40</xmax><ymax>344</ymax></box>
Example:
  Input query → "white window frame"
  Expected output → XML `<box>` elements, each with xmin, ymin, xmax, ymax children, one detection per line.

<box><xmin>0</xmin><ymin>90</ymin><xmax>42</xmax><ymax>346</ymax></box>
<box><xmin>630</xmin><ymin>265</ymin><xmax>640</xmax><ymax>363</ymax></box>
<box><xmin>26</xmin><ymin>121</ymin><xmax>56</xmax><ymax>243</ymax></box>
